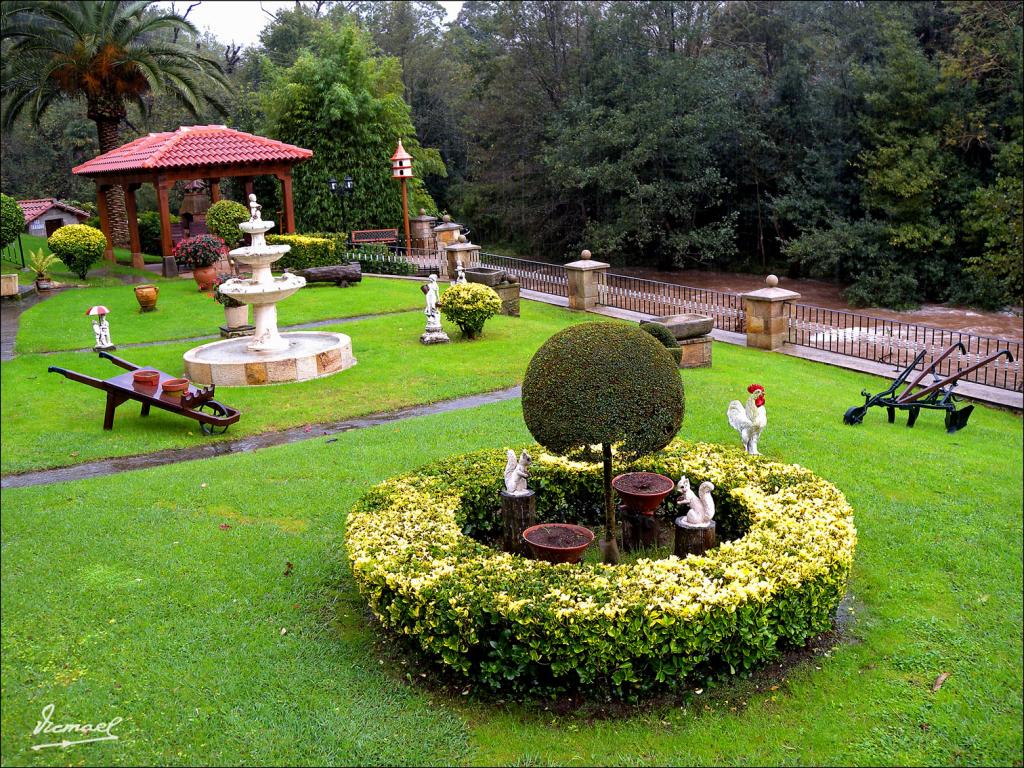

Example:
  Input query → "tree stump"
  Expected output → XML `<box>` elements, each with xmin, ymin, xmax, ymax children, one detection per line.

<box><xmin>286</xmin><ymin>262</ymin><xmax>362</xmax><ymax>286</ymax></box>
<box><xmin>674</xmin><ymin>518</ymin><xmax>716</xmax><ymax>558</ymax></box>
<box><xmin>501</xmin><ymin>490</ymin><xmax>536</xmax><ymax>557</ymax></box>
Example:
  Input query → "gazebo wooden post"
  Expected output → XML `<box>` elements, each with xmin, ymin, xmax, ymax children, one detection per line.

<box><xmin>155</xmin><ymin>177</ymin><xmax>176</xmax><ymax>277</ymax></box>
<box><xmin>123</xmin><ymin>183</ymin><xmax>144</xmax><ymax>269</ymax></box>
<box><xmin>276</xmin><ymin>170</ymin><xmax>296</xmax><ymax>233</ymax></box>
<box><xmin>95</xmin><ymin>183</ymin><xmax>116</xmax><ymax>262</ymax></box>
<box><xmin>207</xmin><ymin>178</ymin><xmax>221</xmax><ymax>203</ymax></box>
<box><xmin>242</xmin><ymin>177</ymin><xmax>254</xmax><ymax>199</ymax></box>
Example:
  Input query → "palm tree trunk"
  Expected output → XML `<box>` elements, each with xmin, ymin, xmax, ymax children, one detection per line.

<box><xmin>95</xmin><ymin>117</ymin><xmax>130</xmax><ymax>249</ymax></box>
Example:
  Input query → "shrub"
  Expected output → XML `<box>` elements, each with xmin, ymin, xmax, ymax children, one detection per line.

<box><xmin>641</xmin><ymin>321</ymin><xmax>682</xmax><ymax>364</ymax></box>
<box><xmin>47</xmin><ymin>224</ymin><xmax>106</xmax><ymax>279</ymax></box>
<box><xmin>307</xmin><ymin>234</ymin><xmax>416</xmax><ymax>276</ymax></box>
<box><xmin>522</xmin><ymin>323</ymin><xmax>684</xmax><ymax>562</ymax></box>
<box><xmin>267</xmin><ymin>234</ymin><xmax>335</xmax><ymax>270</ymax></box>
<box><xmin>172</xmin><ymin>234</ymin><xmax>226</xmax><ymax>270</ymax></box>
<box><xmin>1</xmin><ymin>193</ymin><xmax>25</xmax><ymax>249</ymax></box>
<box><xmin>438</xmin><ymin>282</ymin><xmax>502</xmax><ymax>338</ymax></box>
<box><xmin>205</xmin><ymin>200</ymin><xmax>250</xmax><ymax>248</ymax></box>
<box><xmin>136</xmin><ymin>211</ymin><xmax>179</xmax><ymax>256</ymax></box>
<box><xmin>346</xmin><ymin>442</ymin><xmax>857</xmax><ymax>699</ymax></box>
<box><xmin>28</xmin><ymin>248</ymin><xmax>57</xmax><ymax>278</ymax></box>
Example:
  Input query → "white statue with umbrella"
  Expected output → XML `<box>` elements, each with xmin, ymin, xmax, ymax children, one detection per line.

<box><xmin>86</xmin><ymin>305</ymin><xmax>115</xmax><ymax>351</ymax></box>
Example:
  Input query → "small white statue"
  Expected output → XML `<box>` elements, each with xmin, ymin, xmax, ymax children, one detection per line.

<box><xmin>504</xmin><ymin>449</ymin><xmax>532</xmax><ymax>495</ymax></box>
<box><xmin>727</xmin><ymin>383</ymin><xmax>767</xmax><ymax>455</ymax></box>
<box><xmin>424</xmin><ymin>274</ymin><xmax>440</xmax><ymax>323</ymax></box>
<box><xmin>92</xmin><ymin>315</ymin><xmax>113</xmax><ymax>349</ymax></box>
<box><xmin>248</xmin><ymin>193</ymin><xmax>262</xmax><ymax>222</ymax></box>
<box><xmin>454</xmin><ymin>261</ymin><xmax>467</xmax><ymax>284</ymax></box>
<box><xmin>676</xmin><ymin>475</ymin><xmax>715</xmax><ymax>526</ymax></box>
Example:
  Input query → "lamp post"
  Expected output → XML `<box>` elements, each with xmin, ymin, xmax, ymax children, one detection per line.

<box><xmin>328</xmin><ymin>174</ymin><xmax>355</xmax><ymax>245</ymax></box>
<box><xmin>391</xmin><ymin>139</ymin><xmax>413</xmax><ymax>258</ymax></box>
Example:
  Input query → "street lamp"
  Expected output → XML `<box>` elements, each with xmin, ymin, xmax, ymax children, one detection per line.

<box><xmin>390</xmin><ymin>139</ymin><xmax>413</xmax><ymax>258</ymax></box>
<box><xmin>328</xmin><ymin>174</ymin><xmax>355</xmax><ymax>244</ymax></box>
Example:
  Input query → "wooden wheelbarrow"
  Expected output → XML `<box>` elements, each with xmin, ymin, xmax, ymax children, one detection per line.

<box><xmin>49</xmin><ymin>351</ymin><xmax>241</xmax><ymax>435</ymax></box>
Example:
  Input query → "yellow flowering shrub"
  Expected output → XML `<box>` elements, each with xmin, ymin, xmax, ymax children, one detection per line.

<box><xmin>437</xmin><ymin>282</ymin><xmax>502</xmax><ymax>338</ymax></box>
<box><xmin>268</xmin><ymin>234</ymin><xmax>336</xmax><ymax>270</ymax></box>
<box><xmin>346</xmin><ymin>441</ymin><xmax>856</xmax><ymax>698</ymax></box>
<box><xmin>47</xmin><ymin>224</ymin><xmax>107</xmax><ymax>279</ymax></box>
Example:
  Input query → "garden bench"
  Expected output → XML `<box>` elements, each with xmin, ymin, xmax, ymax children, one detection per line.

<box><xmin>48</xmin><ymin>351</ymin><xmax>241</xmax><ymax>435</ymax></box>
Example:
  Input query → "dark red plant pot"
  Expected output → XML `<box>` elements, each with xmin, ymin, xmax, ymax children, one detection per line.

<box><xmin>160</xmin><ymin>377</ymin><xmax>190</xmax><ymax>398</ymax></box>
<box><xmin>192</xmin><ymin>265</ymin><xmax>218</xmax><ymax>292</ymax></box>
<box><xmin>522</xmin><ymin>523</ymin><xmax>595</xmax><ymax>564</ymax></box>
<box><xmin>612</xmin><ymin>472</ymin><xmax>675</xmax><ymax>516</ymax></box>
<box><xmin>132</xmin><ymin>369</ymin><xmax>160</xmax><ymax>388</ymax></box>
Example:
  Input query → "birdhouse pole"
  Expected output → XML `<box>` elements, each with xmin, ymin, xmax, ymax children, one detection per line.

<box><xmin>391</xmin><ymin>139</ymin><xmax>414</xmax><ymax>259</ymax></box>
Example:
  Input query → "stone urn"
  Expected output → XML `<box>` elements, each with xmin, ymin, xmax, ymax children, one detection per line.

<box><xmin>134</xmin><ymin>283</ymin><xmax>159</xmax><ymax>312</ymax></box>
<box><xmin>522</xmin><ymin>523</ymin><xmax>594</xmax><ymax>564</ymax></box>
<box><xmin>224</xmin><ymin>303</ymin><xmax>248</xmax><ymax>329</ymax></box>
<box><xmin>193</xmin><ymin>265</ymin><xmax>218</xmax><ymax>292</ymax></box>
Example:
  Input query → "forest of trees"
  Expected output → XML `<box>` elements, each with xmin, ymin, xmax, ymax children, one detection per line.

<box><xmin>2</xmin><ymin>1</ymin><xmax>1021</xmax><ymax>309</ymax></box>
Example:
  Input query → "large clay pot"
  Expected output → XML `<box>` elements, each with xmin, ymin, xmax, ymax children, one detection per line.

<box><xmin>612</xmin><ymin>472</ymin><xmax>675</xmax><ymax>516</ymax></box>
<box><xmin>523</xmin><ymin>524</ymin><xmax>594</xmax><ymax>564</ymax></box>
<box><xmin>224</xmin><ymin>304</ymin><xmax>249</xmax><ymax>329</ymax></box>
<box><xmin>134</xmin><ymin>283</ymin><xmax>159</xmax><ymax>312</ymax></box>
<box><xmin>192</xmin><ymin>265</ymin><xmax>217</xmax><ymax>292</ymax></box>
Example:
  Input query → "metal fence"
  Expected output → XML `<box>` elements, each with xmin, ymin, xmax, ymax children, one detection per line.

<box><xmin>476</xmin><ymin>252</ymin><xmax>569</xmax><ymax>297</ymax></box>
<box><xmin>385</xmin><ymin>244</ymin><xmax>444</xmax><ymax>276</ymax></box>
<box><xmin>596</xmin><ymin>272</ymin><xmax>747</xmax><ymax>333</ymax></box>
<box><xmin>786</xmin><ymin>303</ymin><xmax>1022</xmax><ymax>392</ymax></box>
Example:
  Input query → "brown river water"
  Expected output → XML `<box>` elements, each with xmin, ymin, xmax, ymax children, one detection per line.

<box><xmin>616</xmin><ymin>267</ymin><xmax>1024</xmax><ymax>341</ymax></box>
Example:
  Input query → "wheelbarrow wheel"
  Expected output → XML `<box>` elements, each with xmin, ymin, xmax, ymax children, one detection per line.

<box><xmin>197</xmin><ymin>402</ymin><xmax>231</xmax><ymax>436</ymax></box>
<box><xmin>844</xmin><ymin>405</ymin><xmax>866</xmax><ymax>425</ymax></box>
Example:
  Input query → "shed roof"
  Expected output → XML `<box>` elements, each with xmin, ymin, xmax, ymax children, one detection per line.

<box><xmin>72</xmin><ymin>125</ymin><xmax>312</xmax><ymax>176</ymax></box>
<box><xmin>17</xmin><ymin>198</ymin><xmax>90</xmax><ymax>223</ymax></box>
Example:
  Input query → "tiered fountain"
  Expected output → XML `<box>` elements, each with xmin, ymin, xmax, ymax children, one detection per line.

<box><xmin>183</xmin><ymin>195</ymin><xmax>355</xmax><ymax>386</ymax></box>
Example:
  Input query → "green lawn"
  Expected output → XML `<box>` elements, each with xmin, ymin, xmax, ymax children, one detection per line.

<box><xmin>3</xmin><ymin>234</ymin><xmax>158</xmax><ymax>288</ymax></box>
<box><xmin>1</xmin><ymin>338</ymin><xmax>1020</xmax><ymax>766</ymax></box>
<box><xmin>15</xmin><ymin>276</ymin><xmax>424</xmax><ymax>353</ymax></box>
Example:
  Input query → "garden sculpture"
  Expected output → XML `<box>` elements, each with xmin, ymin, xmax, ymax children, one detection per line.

<box><xmin>86</xmin><ymin>305</ymin><xmax>114</xmax><ymax>350</ymax></box>
<box><xmin>454</xmin><ymin>261</ymin><xmax>468</xmax><ymax>284</ymax></box>
<box><xmin>727</xmin><ymin>383</ymin><xmax>767</xmax><ymax>454</ymax></box>
<box><xmin>419</xmin><ymin>274</ymin><xmax>450</xmax><ymax>344</ymax></box>
<box><xmin>675</xmin><ymin>475</ymin><xmax>715</xmax><ymax>526</ymax></box>
<box><xmin>247</xmin><ymin>192</ymin><xmax>262</xmax><ymax>221</ymax></box>
<box><xmin>503</xmin><ymin>449</ymin><xmax>532</xmax><ymax>495</ymax></box>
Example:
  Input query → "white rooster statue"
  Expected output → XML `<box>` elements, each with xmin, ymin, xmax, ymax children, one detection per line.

<box><xmin>727</xmin><ymin>383</ymin><xmax>767</xmax><ymax>455</ymax></box>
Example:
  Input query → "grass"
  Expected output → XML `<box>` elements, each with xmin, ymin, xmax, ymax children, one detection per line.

<box><xmin>2</xmin><ymin>300</ymin><xmax>596</xmax><ymax>474</ymax></box>
<box><xmin>3</xmin><ymin>234</ymin><xmax>158</xmax><ymax>289</ymax></box>
<box><xmin>15</xmin><ymin>276</ymin><xmax>424</xmax><ymax>353</ymax></box>
<box><xmin>1</xmin><ymin>339</ymin><xmax>1020</xmax><ymax>766</ymax></box>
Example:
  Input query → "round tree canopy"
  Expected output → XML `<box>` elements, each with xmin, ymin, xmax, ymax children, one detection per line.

<box><xmin>522</xmin><ymin>322</ymin><xmax>684</xmax><ymax>457</ymax></box>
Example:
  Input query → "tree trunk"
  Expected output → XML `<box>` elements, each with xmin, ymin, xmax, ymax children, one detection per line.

<box><xmin>601</xmin><ymin>442</ymin><xmax>619</xmax><ymax>565</ymax></box>
<box><xmin>501</xmin><ymin>490</ymin><xmax>536</xmax><ymax>557</ymax></box>
<box><xmin>94</xmin><ymin>117</ymin><xmax>130</xmax><ymax>249</ymax></box>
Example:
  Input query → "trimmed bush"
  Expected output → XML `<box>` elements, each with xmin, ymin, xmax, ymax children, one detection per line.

<box><xmin>47</xmin><ymin>224</ymin><xmax>106</xmax><ymax>279</ymax></box>
<box><xmin>641</xmin><ymin>321</ymin><xmax>680</xmax><ymax>348</ymax></box>
<box><xmin>438</xmin><ymin>282</ymin><xmax>502</xmax><ymax>338</ymax></box>
<box><xmin>1</xmin><ymin>193</ymin><xmax>25</xmax><ymax>249</ymax></box>
<box><xmin>522</xmin><ymin>323</ymin><xmax>684</xmax><ymax>562</ymax></box>
<box><xmin>346</xmin><ymin>441</ymin><xmax>857</xmax><ymax>699</ymax></box>
<box><xmin>137</xmin><ymin>211</ymin><xmax>179</xmax><ymax>256</ymax></box>
<box><xmin>205</xmin><ymin>200</ymin><xmax>250</xmax><ymax>248</ymax></box>
<box><xmin>267</xmin><ymin>234</ymin><xmax>336</xmax><ymax>270</ymax></box>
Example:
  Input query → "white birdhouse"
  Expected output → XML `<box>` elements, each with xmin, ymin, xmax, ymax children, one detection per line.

<box><xmin>391</xmin><ymin>139</ymin><xmax>414</xmax><ymax>179</ymax></box>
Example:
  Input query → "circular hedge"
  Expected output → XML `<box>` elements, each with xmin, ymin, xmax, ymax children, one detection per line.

<box><xmin>47</xmin><ymin>224</ymin><xmax>106</xmax><ymax>279</ymax></box>
<box><xmin>346</xmin><ymin>441</ymin><xmax>856</xmax><ymax>698</ymax></box>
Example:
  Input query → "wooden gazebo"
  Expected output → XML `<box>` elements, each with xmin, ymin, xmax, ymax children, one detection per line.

<box><xmin>72</xmin><ymin>125</ymin><xmax>312</xmax><ymax>272</ymax></box>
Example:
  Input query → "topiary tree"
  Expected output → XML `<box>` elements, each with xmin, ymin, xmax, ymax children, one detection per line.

<box><xmin>438</xmin><ymin>282</ymin><xmax>502</xmax><ymax>338</ymax></box>
<box><xmin>640</xmin><ymin>321</ymin><xmax>682</xmax><ymax>365</ymax></box>
<box><xmin>205</xmin><ymin>200</ymin><xmax>250</xmax><ymax>248</ymax></box>
<box><xmin>47</xmin><ymin>224</ymin><xmax>106</xmax><ymax>279</ymax></box>
<box><xmin>1</xmin><ymin>193</ymin><xmax>25</xmax><ymax>250</ymax></box>
<box><xmin>522</xmin><ymin>322</ymin><xmax>685</xmax><ymax>564</ymax></box>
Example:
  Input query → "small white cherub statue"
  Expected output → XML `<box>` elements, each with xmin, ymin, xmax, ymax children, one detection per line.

<box><xmin>248</xmin><ymin>193</ymin><xmax>262</xmax><ymax>222</ymax></box>
<box><xmin>454</xmin><ymin>261</ymin><xmax>467</xmax><ymax>284</ymax></box>
<box><xmin>424</xmin><ymin>274</ymin><xmax>440</xmax><ymax>323</ymax></box>
<box><xmin>675</xmin><ymin>475</ymin><xmax>715</xmax><ymax>526</ymax></box>
<box><xmin>503</xmin><ymin>449</ymin><xmax>532</xmax><ymax>495</ymax></box>
<box><xmin>92</xmin><ymin>315</ymin><xmax>113</xmax><ymax>349</ymax></box>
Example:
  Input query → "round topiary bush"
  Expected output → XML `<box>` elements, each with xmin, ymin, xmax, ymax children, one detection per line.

<box><xmin>137</xmin><ymin>210</ymin><xmax>179</xmax><ymax>255</ymax></box>
<box><xmin>641</xmin><ymin>321</ymin><xmax>680</xmax><ymax>348</ymax></box>
<box><xmin>47</xmin><ymin>224</ymin><xmax>107</xmax><ymax>279</ymax></box>
<box><xmin>438</xmin><ymin>282</ymin><xmax>502</xmax><ymax>338</ymax></box>
<box><xmin>346</xmin><ymin>441</ymin><xmax>857</xmax><ymax>699</ymax></box>
<box><xmin>522</xmin><ymin>322</ymin><xmax>684</xmax><ymax>562</ymax></box>
<box><xmin>1</xmin><ymin>193</ymin><xmax>25</xmax><ymax>249</ymax></box>
<box><xmin>205</xmin><ymin>199</ymin><xmax>250</xmax><ymax>248</ymax></box>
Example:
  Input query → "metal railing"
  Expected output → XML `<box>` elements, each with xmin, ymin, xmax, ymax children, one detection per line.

<box><xmin>385</xmin><ymin>244</ymin><xmax>444</xmax><ymax>275</ymax></box>
<box><xmin>596</xmin><ymin>272</ymin><xmax>746</xmax><ymax>333</ymax></box>
<box><xmin>475</xmin><ymin>252</ymin><xmax>569</xmax><ymax>297</ymax></box>
<box><xmin>786</xmin><ymin>303</ymin><xmax>1022</xmax><ymax>392</ymax></box>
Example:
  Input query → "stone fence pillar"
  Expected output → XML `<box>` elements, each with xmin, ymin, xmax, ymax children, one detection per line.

<box><xmin>432</xmin><ymin>215</ymin><xmax>462</xmax><ymax>275</ymax></box>
<box><xmin>565</xmin><ymin>250</ymin><xmax>609</xmax><ymax>310</ymax></box>
<box><xmin>445</xmin><ymin>235</ymin><xmax>481</xmax><ymax>278</ymax></box>
<box><xmin>742</xmin><ymin>275</ymin><xmax>800</xmax><ymax>350</ymax></box>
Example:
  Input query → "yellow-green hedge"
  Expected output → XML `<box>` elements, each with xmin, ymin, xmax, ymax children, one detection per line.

<box><xmin>267</xmin><ymin>234</ymin><xmax>335</xmax><ymax>270</ymax></box>
<box><xmin>346</xmin><ymin>441</ymin><xmax>857</xmax><ymax>698</ymax></box>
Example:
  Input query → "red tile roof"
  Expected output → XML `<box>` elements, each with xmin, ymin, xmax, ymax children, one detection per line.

<box><xmin>72</xmin><ymin>125</ymin><xmax>312</xmax><ymax>176</ymax></box>
<box><xmin>17</xmin><ymin>198</ymin><xmax>90</xmax><ymax>223</ymax></box>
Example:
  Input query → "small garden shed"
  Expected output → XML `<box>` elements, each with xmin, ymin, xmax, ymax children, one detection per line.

<box><xmin>17</xmin><ymin>198</ymin><xmax>90</xmax><ymax>237</ymax></box>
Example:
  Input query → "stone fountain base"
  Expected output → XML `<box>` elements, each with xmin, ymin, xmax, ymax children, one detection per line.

<box><xmin>183</xmin><ymin>331</ymin><xmax>355</xmax><ymax>386</ymax></box>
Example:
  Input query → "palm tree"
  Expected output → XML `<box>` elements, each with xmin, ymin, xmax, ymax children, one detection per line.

<box><xmin>1</xmin><ymin>1</ymin><xmax>229</xmax><ymax>247</ymax></box>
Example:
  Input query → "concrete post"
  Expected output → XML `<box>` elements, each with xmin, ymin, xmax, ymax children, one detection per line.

<box><xmin>432</xmin><ymin>215</ymin><xmax>462</xmax><ymax>275</ymax></box>
<box><xmin>565</xmin><ymin>250</ymin><xmax>609</xmax><ymax>310</ymax></box>
<box><xmin>445</xmin><ymin>235</ymin><xmax>481</xmax><ymax>279</ymax></box>
<box><xmin>741</xmin><ymin>275</ymin><xmax>800</xmax><ymax>350</ymax></box>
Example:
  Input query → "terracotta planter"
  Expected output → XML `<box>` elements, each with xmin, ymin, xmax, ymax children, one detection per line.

<box><xmin>523</xmin><ymin>523</ymin><xmax>594</xmax><ymax>564</ymax></box>
<box><xmin>224</xmin><ymin>304</ymin><xmax>249</xmax><ymax>329</ymax></box>
<box><xmin>192</xmin><ymin>265</ymin><xmax>218</xmax><ymax>292</ymax></box>
<box><xmin>134</xmin><ymin>283</ymin><xmax>159</xmax><ymax>312</ymax></box>
<box><xmin>612</xmin><ymin>472</ymin><xmax>675</xmax><ymax>516</ymax></box>
<box><xmin>160</xmin><ymin>377</ymin><xmax>190</xmax><ymax>399</ymax></box>
<box><xmin>132</xmin><ymin>369</ymin><xmax>160</xmax><ymax>387</ymax></box>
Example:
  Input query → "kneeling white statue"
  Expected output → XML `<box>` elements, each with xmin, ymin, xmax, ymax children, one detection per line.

<box><xmin>675</xmin><ymin>475</ymin><xmax>715</xmax><ymax>526</ymax></box>
<box><xmin>503</xmin><ymin>449</ymin><xmax>531</xmax><ymax>495</ymax></box>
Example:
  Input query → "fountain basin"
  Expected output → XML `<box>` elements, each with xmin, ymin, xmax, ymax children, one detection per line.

<box><xmin>184</xmin><ymin>331</ymin><xmax>355</xmax><ymax>386</ymax></box>
<box><xmin>218</xmin><ymin>274</ymin><xmax>305</xmax><ymax>305</ymax></box>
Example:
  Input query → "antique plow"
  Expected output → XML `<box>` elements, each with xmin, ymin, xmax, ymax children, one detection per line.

<box><xmin>843</xmin><ymin>343</ymin><xmax>1013</xmax><ymax>433</ymax></box>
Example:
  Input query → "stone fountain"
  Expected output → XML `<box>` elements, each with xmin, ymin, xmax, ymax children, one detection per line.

<box><xmin>183</xmin><ymin>195</ymin><xmax>355</xmax><ymax>386</ymax></box>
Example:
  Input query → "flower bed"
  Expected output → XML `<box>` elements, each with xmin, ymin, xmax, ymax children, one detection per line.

<box><xmin>346</xmin><ymin>441</ymin><xmax>856</xmax><ymax>698</ymax></box>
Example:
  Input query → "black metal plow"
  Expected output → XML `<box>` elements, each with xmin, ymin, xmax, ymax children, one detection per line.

<box><xmin>843</xmin><ymin>343</ymin><xmax>1014</xmax><ymax>433</ymax></box>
